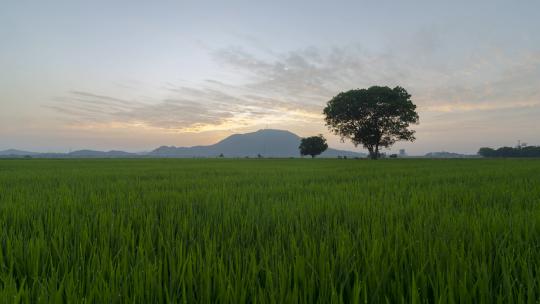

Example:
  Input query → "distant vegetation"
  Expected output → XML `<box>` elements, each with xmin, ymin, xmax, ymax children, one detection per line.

<box><xmin>299</xmin><ymin>135</ymin><xmax>328</xmax><ymax>158</ymax></box>
<box><xmin>324</xmin><ymin>86</ymin><xmax>419</xmax><ymax>159</ymax></box>
<box><xmin>1</xmin><ymin>159</ymin><xmax>540</xmax><ymax>302</ymax></box>
<box><xmin>479</xmin><ymin>146</ymin><xmax>540</xmax><ymax>157</ymax></box>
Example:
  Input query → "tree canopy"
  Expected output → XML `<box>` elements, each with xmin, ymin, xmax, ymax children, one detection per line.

<box><xmin>323</xmin><ymin>86</ymin><xmax>419</xmax><ymax>159</ymax></box>
<box><xmin>299</xmin><ymin>135</ymin><xmax>328</xmax><ymax>158</ymax></box>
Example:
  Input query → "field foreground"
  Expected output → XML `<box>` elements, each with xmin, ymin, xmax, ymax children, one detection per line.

<box><xmin>1</xmin><ymin>159</ymin><xmax>539</xmax><ymax>303</ymax></box>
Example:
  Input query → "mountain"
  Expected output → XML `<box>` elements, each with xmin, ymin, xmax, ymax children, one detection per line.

<box><xmin>424</xmin><ymin>151</ymin><xmax>477</xmax><ymax>158</ymax></box>
<box><xmin>0</xmin><ymin>149</ymin><xmax>137</xmax><ymax>158</ymax></box>
<box><xmin>0</xmin><ymin>149</ymin><xmax>39</xmax><ymax>156</ymax></box>
<box><xmin>67</xmin><ymin>150</ymin><xmax>137</xmax><ymax>157</ymax></box>
<box><xmin>149</xmin><ymin>129</ymin><xmax>366</xmax><ymax>158</ymax></box>
<box><xmin>1</xmin><ymin>129</ymin><xmax>366</xmax><ymax>158</ymax></box>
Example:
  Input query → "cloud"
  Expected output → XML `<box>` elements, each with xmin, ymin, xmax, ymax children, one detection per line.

<box><xmin>418</xmin><ymin>53</ymin><xmax>540</xmax><ymax>112</ymax></box>
<box><xmin>48</xmin><ymin>91</ymin><xmax>239</xmax><ymax>132</ymax></box>
<box><xmin>48</xmin><ymin>44</ymin><xmax>540</xmax><ymax>133</ymax></box>
<box><xmin>215</xmin><ymin>45</ymin><xmax>540</xmax><ymax>114</ymax></box>
<box><xmin>212</xmin><ymin>45</ymin><xmax>393</xmax><ymax>99</ymax></box>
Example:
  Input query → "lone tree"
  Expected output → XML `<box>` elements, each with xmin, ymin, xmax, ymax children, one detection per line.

<box><xmin>323</xmin><ymin>86</ymin><xmax>419</xmax><ymax>159</ymax></box>
<box><xmin>299</xmin><ymin>135</ymin><xmax>328</xmax><ymax>158</ymax></box>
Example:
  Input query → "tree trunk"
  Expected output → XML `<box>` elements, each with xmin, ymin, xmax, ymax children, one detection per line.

<box><xmin>374</xmin><ymin>145</ymin><xmax>379</xmax><ymax>160</ymax></box>
<box><xmin>367</xmin><ymin>147</ymin><xmax>376</xmax><ymax>160</ymax></box>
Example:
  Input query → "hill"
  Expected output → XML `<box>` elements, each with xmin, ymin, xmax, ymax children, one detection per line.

<box><xmin>424</xmin><ymin>151</ymin><xmax>478</xmax><ymax>158</ymax></box>
<box><xmin>67</xmin><ymin>150</ymin><xmax>137</xmax><ymax>157</ymax></box>
<box><xmin>1</xmin><ymin>129</ymin><xmax>365</xmax><ymax>158</ymax></box>
<box><xmin>0</xmin><ymin>149</ymin><xmax>39</xmax><ymax>156</ymax></box>
<box><xmin>149</xmin><ymin>129</ymin><xmax>365</xmax><ymax>158</ymax></box>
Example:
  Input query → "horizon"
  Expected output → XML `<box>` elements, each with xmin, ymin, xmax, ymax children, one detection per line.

<box><xmin>0</xmin><ymin>128</ymin><xmax>484</xmax><ymax>156</ymax></box>
<box><xmin>0</xmin><ymin>129</ymin><xmax>506</xmax><ymax>158</ymax></box>
<box><xmin>2</xmin><ymin>1</ymin><xmax>539</xmax><ymax>154</ymax></box>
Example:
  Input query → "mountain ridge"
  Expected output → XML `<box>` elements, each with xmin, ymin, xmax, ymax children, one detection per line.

<box><xmin>149</xmin><ymin>129</ymin><xmax>365</xmax><ymax>158</ymax></box>
<box><xmin>1</xmin><ymin>129</ymin><xmax>366</xmax><ymax>158</ymax></box>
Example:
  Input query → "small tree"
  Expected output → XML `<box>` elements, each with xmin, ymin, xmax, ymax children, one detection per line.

<box><xmin>299</xmin><ymin>135</ymin><xmax>328</xmax><ymax>158</ymax></box>
<box><xmin>323</xmin><ymin>86</ymin><xmax>419</xmax><ymax>159</ymax></box>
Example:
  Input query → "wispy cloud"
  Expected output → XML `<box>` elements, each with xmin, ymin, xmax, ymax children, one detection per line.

<box><xmin>213</xmin><ymin>45</ymin><xmax>540</xmax><ymax>113</ymax></box>
<box><xmin>48</xmin><ymin>91</ymin><xmax>238</xmax><ymax>132</ymax></box>
<box><xmin>48</xmin><ymin>44</ymin><xmax>540</xmax><ymax>133</ymax></box>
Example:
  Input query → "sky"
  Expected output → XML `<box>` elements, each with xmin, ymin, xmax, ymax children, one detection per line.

<box><xmin>1</xmin><ymin>0</ymin><xmax>539</xmax><ymax>155</ymax></box>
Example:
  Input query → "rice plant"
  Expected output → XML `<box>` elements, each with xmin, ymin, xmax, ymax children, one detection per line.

<box><xmin>0</xmin><ymin>159</ymin><xmax>539</xmax><ymax>303</ymax></box>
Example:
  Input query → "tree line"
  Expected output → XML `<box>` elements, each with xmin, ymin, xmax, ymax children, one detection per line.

<box><xmin>478</xmin><ymin>146</ymin><xmax>540</xmax><ymax>158</ymax></box>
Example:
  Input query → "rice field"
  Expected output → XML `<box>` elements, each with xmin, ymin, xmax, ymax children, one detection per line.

<box><xmin>0</xmin><ymin>158</ymin><xmax>539</xmax><ymax>303</ymax></box>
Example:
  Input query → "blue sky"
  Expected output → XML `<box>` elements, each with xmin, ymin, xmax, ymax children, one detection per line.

<box><xmin>1</xmin><ymin>0</ymin><xmax>539</xmax><ymax>154</ymax></box>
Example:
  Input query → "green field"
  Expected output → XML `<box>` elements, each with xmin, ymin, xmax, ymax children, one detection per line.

<box><xmin>1</xmin><ymin>159</ymin><xmax>539</xmax><ymax>303</ymax></box>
